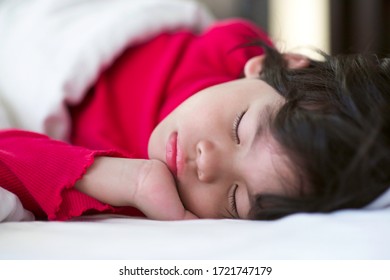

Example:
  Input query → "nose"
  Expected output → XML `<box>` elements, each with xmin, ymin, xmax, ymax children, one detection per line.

<box><xmin>196</xmin><ymin>140</ymin><xmax>222</xmax><ymax>183</ymax></box>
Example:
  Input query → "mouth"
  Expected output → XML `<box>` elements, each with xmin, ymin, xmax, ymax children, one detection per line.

<box><xmin>166</xmin><ymin>132</ymin><xmax>178</xmax><ymax>176</ymax></box>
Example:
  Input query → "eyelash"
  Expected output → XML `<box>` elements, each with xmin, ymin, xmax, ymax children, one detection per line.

<box><xmin>232</xmin><ymin>110</ymin><xmax>246</xmax><ymax>144</ymax></box>
<box><xmin>229</xmin><ymin>184</ymin><xmax>239</xmax><ymax>217</ymax></box>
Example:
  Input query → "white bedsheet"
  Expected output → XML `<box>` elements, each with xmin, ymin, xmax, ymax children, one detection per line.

<box><xmin>1</xmin><ymin>207</ymin><xmax>390</xmax><ymax>259</ymax></box>
<box><xmin>1</xmin><ymin>189</ymin><xmax>389</xmax><ymax>259</ymax></box>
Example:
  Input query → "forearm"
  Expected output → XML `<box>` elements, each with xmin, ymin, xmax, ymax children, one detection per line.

<box><xmin>0</xmin><ymin>129</ymin><xmax>116</xmax><ymax>220</ymax></box>
<box><xmin>74</xmin><ymin>156</ymin><xmax>147</xmax><ymax>207</ymax></box>
<box><xmin>75</xmin><ymin>156</ymin><xmax>198</xmax><ymax>220</ymax></box>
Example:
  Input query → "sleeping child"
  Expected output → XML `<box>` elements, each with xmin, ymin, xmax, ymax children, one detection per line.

<box><xmin>0</xmin><ymin>0</ymin><xmax>389</xmax><ymax>221</ymax></box>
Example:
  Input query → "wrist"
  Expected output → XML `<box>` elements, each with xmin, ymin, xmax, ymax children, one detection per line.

<box><xmin>75</xmin><ymin>156</ymin><xmax>147</xmax><ymax>207</ymax></box>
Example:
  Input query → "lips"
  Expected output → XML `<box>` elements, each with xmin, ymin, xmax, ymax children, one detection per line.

<box><xmin>166</xmin><ymin>132</ymin><xmax>178</xmax><ymax>176</ymax></box>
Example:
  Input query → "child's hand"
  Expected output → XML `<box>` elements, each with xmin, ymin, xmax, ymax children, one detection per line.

<box><xmin>75</xmin><ymin>157</ymin><xmax>198</xmax><ymax>220</ymax></box>
<box><xmin>133</xmin><ymin>159</ymin><xmax>198</xmax><ymax>220</ymax></box>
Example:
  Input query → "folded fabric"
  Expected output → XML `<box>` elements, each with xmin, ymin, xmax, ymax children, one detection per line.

<box><xmin>0</xmin><ymin>187</ymin><xmax>34</xmax><ymax>222</ymax></box>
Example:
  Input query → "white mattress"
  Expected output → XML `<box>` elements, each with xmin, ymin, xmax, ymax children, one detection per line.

<box><xmin>1</xmin><ymin>207</ymin><xmax>390</xmax><ymax>259</ymax></box>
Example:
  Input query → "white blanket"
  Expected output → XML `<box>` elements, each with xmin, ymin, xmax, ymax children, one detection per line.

<box><xmin>0</xmin><ymin>0</ymin><xmax>213</xmax><ymax>138</ymax></box>
<box><xmin>0</xmin><ymin>0</ymin><xmax>389</xmax><ymax>260</ymax></box>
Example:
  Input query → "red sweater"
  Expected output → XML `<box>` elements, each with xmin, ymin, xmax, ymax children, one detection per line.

<box><xmin>0</xmin><ymin>20</ymin><xmax>271</xmax><ymax>220</ymax></box>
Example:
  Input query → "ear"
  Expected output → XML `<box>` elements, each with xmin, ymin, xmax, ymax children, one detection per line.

<box><xmin>244</xmin><ymin>55</ymin><xmax>265</xmax><ymax>78</ymax></box>
<box><xmin>244</xmin><ymin>53</ymin><xmax>310</xmax><ymax>78</ymax></box>
<box><xmin>283</xmin><ymin>53</ymin><xmax>310</xmax><ymax>69</ymax></box>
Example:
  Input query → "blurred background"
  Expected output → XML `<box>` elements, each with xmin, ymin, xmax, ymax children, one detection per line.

<box><xmin>197</xmin><ymin>0</ymin><xmax>390</xmax><ymax>57</ymax></box>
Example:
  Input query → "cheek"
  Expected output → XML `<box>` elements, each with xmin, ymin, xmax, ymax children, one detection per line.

<box><xmin>177</xmin><ymin>184</ymin><xmax>202</xmax><ymax>215</ymax></box>
<box><xmin>176</xmin><ymin>91</ymin><xmax>224</xmax><ymax>118</ymax></box>
<box><xmin>147</xmin><ymin>124</ymin><xmax>166</xmax><ymax>161</ymax></box>
<box><xmin>177</xmin><ymin>183</ymin><xmax>217</xmax><ymax>218</ymax></box>
<box><xmin>236</xmin><ymin>187</ymin><xmax>251</xmax><ymax>218</ymax></box>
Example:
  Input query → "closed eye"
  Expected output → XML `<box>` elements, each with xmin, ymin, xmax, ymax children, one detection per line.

<box><xmin>232</xmin><ymin>110</ymin><xmax>246</xmax><ymax>144</ymax></box>
<box><xmin>228</xmin><ymin>184</ymin><xmax>239</xmax><ymax>218</ymax></box>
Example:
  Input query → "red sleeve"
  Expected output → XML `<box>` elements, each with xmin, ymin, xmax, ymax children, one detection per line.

<box><xmin>0</xmin><ymin>129</ymin><xmax>142</xmax><ymax>220</ymax></box>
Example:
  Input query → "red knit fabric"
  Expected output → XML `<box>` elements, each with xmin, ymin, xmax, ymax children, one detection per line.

<box><xmin>0</xmin><ymin>20</ymin><xmax>271</xmax><ymax>220</ymax></box>
<box><xmin>0</xmin><ymin>130</ymin><xmax>142</xmax><ymax>220</ymax></box>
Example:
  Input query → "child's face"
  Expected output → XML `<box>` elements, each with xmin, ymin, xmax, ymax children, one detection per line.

<box><xmin>148</xmin><ymin>77</ymin><xmax>299</xmax><ymax>219</ymax></box>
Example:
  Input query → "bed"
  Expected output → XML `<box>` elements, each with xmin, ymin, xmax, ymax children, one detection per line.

<box><xmin>1</xmin><ymin>186</ymin><xmax>390</xmax><ymax>259</ymax></box>
<box><xmin>1</xmin><ymin>0</ymin><xmax>390</xmax><ymax>260</ymax></box>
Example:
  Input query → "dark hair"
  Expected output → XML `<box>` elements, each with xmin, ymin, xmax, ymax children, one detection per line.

<box><xmin>249</xmin><ymin>44</ymin><xmax>390</xmax><ymax>220</ymax></box>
